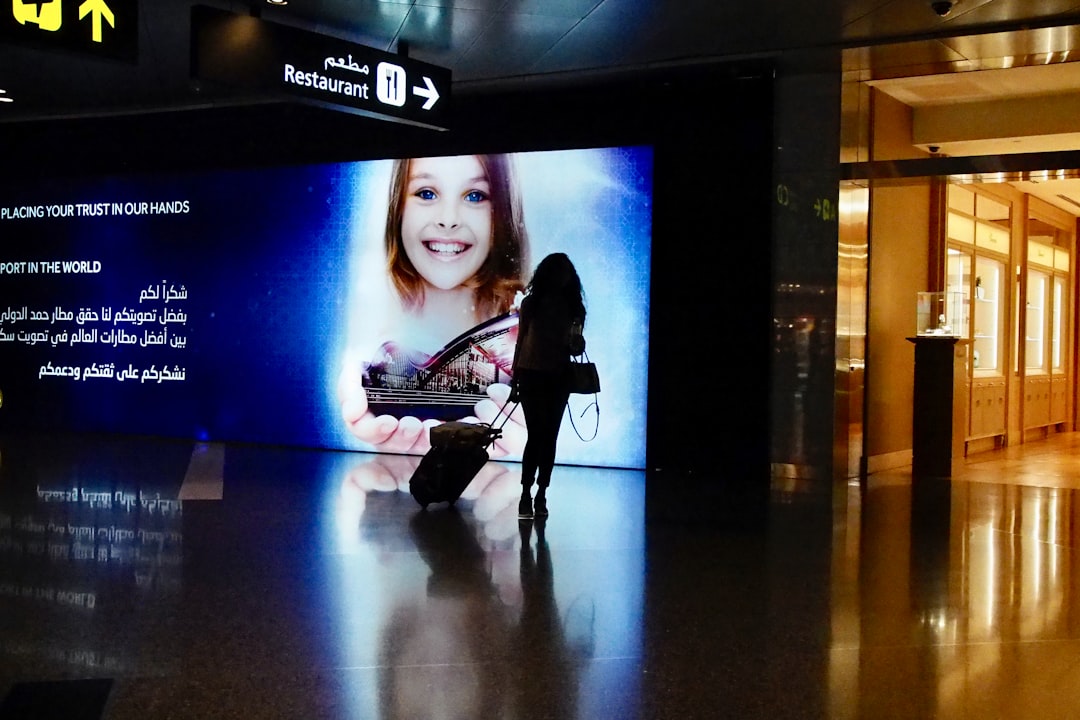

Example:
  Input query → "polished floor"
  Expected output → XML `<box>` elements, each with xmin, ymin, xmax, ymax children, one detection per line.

<box><xmin>3</xmin><ymin>432</ymin><xmax>1080</xmax><ymax>718</ymax></box>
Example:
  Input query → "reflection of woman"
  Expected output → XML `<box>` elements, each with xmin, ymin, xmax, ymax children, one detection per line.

<box><xmin>375</xmin><ymin>506</ymin><xmax>585</xmax><ymax>720</ymax></box>
<box><xmin>511</xmin><ymin>253</ymin><xmax>586</xmax><ymax>519</ymax></box>
<box><xmin>338</xmin><ymin>154</ymin><xmax>530</xmax><ymax>454</ymax></box>
<box><xmin>377</xmin><ymin>509</ymin><xmax>515</xmax><ymax>720</ymax></box>
<box><xmin>511</xmin><ymin>521</ymin><xmax>584</xmax><ymax>719</ymax></box>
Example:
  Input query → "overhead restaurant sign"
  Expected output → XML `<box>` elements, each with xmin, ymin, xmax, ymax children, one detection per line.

<box><xmin>191</xmin><ymin>5</ymin><xmax>451</xmax><ymax>130</ymax></box>
<box><xmin>0</xmin><ymin>0</ymin><xmax>137</xmax><ymax>62</ymax></box>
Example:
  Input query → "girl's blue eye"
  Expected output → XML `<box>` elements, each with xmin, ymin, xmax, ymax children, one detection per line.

<box><xmin>464</xmin><ymin>190</ymin><xmax>488</xmax><ymax>203</ymax></box>
<box><xmin>416</xmin><ymin>188</ymin><xmax>437</xmax><ymax>200</ymax></box>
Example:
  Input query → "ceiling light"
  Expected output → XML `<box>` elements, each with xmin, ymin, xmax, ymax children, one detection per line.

<box><xmin>266</xmin><ymin>0</ymin><xmax>287</xmax><ymax>5</ymax></box>
<box><xmin>0</xmin><ymin>89</ymin><xmax>12</xmax><ymax>103</ymax></box>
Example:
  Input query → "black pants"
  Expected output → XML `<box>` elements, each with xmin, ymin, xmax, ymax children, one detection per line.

<box><xmin>517</xmin><ymin>369</ymin><xmax>569</xmax><ymax>490</ymax></box>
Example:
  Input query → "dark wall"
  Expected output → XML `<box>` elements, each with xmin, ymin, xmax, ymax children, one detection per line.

<box><xmin>1</xmin><ymin>66</ymin><xmax>775</xmax><ymax>516</ymax></box>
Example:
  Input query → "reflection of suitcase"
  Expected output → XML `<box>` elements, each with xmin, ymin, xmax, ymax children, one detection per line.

<box><xmin>410</xmin><ymin>412</ymin><xmax>514</xmax><ymax>509</ymax></box>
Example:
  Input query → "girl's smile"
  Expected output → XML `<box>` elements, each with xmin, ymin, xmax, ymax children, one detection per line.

<box><xmin>422</xmin><ymin>238</ymin><xmax>473</xmax><ymax>257</ymax></box>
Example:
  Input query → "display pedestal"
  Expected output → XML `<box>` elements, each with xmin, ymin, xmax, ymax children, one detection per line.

<box><xmin>907</xmin><ymin>336</ymin><xmax>966</xmax><ymax>478</ymax></box>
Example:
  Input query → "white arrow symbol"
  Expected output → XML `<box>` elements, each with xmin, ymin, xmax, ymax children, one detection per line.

<box><xmin>412</xmin><ymin>76</ymin><xmax>439</xmax><ymax>110</ymax></box>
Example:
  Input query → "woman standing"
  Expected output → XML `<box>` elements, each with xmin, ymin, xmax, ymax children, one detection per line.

<box><xmin>511</xmin><ymin>253</ymin><xmax>586</xmax><ymax>520</ymax></box>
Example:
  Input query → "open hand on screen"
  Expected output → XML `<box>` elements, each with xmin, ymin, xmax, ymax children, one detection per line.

<box><xmin>338</xmin><ymin>364</ymin><xmax>437</xmax><ymax>455</ymax></box>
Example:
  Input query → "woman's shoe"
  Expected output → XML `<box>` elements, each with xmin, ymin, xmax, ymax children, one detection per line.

<box><xmin>533</xmin><ymin>495</ymin><xmax>548</xmax><ymax>517</ymax></box>
<box><xmin>518</xmin><ymin>496</ymin><xmax>534</xmax><ymax>520</ymax></box>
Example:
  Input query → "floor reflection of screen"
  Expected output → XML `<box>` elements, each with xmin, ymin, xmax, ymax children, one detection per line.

<box><xmin>0</xmin><ymin>147</ymin><xmax>651</xmax><ymax>469</ymax></box>
<box><xmin>326</xmin><ymin>454</ymin><xmax>645</xmax><ymax>720</ymax></box>
<box><xmin>0</xmin><ymin>435</ymin><xmax>186</xmax><ymax>677</ymax></box>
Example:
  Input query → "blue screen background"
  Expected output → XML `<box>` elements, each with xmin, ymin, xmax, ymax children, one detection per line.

<box><xmin>0</xmin><ymin>146</ymin><xmax>651</xmax><ymax>468</ymax></box>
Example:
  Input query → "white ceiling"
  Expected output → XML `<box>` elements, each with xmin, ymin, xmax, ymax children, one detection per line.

<box><xmin>870</xmin><ymin>59</ymin><xmax>1080</xmax><ymax>216</ymax></box>
<box><xmin>870</xmin><ymin>62</ymin><xmax>1080</xmax><ymax>107</ymax></box>
<box><xmin>1012</xmin><ymin>177</ymin><xmax>1080</xmax><ymax>216</ymax></box>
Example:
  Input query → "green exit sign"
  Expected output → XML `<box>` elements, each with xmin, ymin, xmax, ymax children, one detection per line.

<box><xmin>0</xmin><ymin>0</ymin><xmax>138</xmax><ymax>62</ymax></box>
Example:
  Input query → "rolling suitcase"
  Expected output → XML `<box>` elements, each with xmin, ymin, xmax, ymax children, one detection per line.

<box><xmin>409</xmin><ymin>408</ymin><xmax>515</xmax><ymax>509</ymax></box>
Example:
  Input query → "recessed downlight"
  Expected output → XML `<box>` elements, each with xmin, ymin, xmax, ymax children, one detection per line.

<box><xmin>0</xmin><ymin>89</ymin><xmax>12</xmax><ymax>103</ymax></box>
<box><xmin>266</xmin><ymin>0</ymin><xmax>287</xmax><ymax>5</ymax></box>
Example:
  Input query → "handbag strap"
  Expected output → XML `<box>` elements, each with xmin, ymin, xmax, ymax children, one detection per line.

<box><xmin>566</xmin><ymin>348</ymin><xmax>598</xmax><ymax>441</ymax></box>
<box><xmin>566</xmin><ymin>395</ymin><xmax>599</xmax><ymax>442</ymax></box>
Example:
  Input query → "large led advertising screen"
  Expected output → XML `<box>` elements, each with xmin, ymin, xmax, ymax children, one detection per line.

<box><xmin>0</xmin><ymin>146</ymin><xmax>652</xmax><ymax>468</ymax></box>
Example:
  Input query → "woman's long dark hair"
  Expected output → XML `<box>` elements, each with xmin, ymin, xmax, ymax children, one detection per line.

<box><xmin>525</xmin><ymin>253</ymin><xmax>585</xmax><ymax>319</ymax></box>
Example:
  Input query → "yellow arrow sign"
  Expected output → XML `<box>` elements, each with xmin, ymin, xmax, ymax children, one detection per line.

<box><xmin>78</xmin><ymin>0</ymin><xmax>114</xmax><ymax>43</ymax></box>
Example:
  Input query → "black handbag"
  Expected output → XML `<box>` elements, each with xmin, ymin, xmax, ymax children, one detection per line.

<box><xmin>566</xmin><ymin>350</ymin><xmax>599</xmax><ymax>441</ymax></box>
<box><xmin>567</xmin><ymin>350</ymin><xmax>600</xmax><ymax>394</ymax></box>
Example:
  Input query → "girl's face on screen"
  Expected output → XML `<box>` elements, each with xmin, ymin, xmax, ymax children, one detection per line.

<box><xmin>400</xmin><ymin>155</ymin><xmax>493</xmax><ymax>292</ymax></box>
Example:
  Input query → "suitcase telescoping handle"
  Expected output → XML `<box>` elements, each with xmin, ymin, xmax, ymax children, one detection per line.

<box><xmin>487</xmin><ymin>399</ymin><xmax>518</xmax><ymax>441</ymax></box>
<box><xmin>479</xmin><ymin>397</ymin><xmax>516</xmax><ymax>442</ymax></box>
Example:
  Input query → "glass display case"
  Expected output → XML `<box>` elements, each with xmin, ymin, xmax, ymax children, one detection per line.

<box><xmin>1052</xmin><ymin>249</ymin><xmax>1070</xmax><ymax>424</ymax></box>
<box><xmin>972</xmin><ymin>256</ymin><xmax>1004</xmax><ymax>372</ymax></box>
<box><xmin>947</xmin><ymin>184</ymin><xmax>1012</xmax><ymax>444</ymax></box>
<box><xmin>942</xmin><ymin>186</ymin><xmax>1075</xmax><ymax>440</ymax></box>
<box><xmin>1053</xmin><ymin>274</ymin><xmax>1065</xmax><ymax>370</ymax></box>
<box><xmin>1052</xmin><ymin>247</ymin><xmax>1069</xmax><ymax>372</ymax></box>
<box><xmin>946</xmin><ymin>185</ymin><xmax>1008</xmax><ymax>375</ymax></box>
<box><xmin>1024</xmin><ymin>224</ymin><xmax>1073</xmax><ymax>431</ymax></box>
<box><xmin>1026</xmin><ymin>266</ymin><xmax>1048</xmax><ymax>372</ymax></box>
<box><xmin>917</xmin><ymin>291</ymin><xmax>967</xmax><ymax>337</ymax></box>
